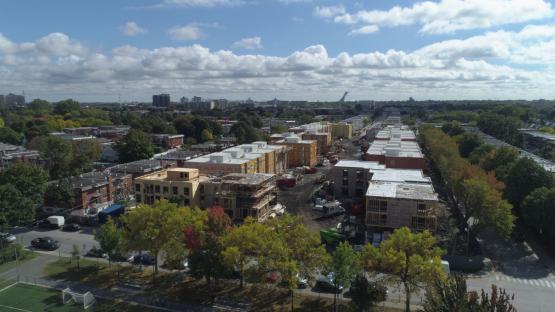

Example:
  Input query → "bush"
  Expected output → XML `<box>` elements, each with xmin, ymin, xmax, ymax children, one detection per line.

<box><xmin>0</xmin><ymin>244</ymin><xmax>28</xmax><ymax>265</ymax></box>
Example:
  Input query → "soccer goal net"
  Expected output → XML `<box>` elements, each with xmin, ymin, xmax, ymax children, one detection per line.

<box><xmin>62</xmin><ymin>287</ymin><xmax>96</xmax><ymax>309</ymax></box>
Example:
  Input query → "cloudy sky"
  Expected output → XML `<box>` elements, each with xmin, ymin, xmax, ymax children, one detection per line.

<box><xmin>1</xmin><ymin>0</ymin><xmax>555</xmax><ymax>102</ymax></box>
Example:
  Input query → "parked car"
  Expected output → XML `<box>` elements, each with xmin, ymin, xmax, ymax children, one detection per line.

<box><xmin>109</xmin><ymin>252</ymin><xmax>129</xmax><ymax>262</ymax></box>
<box><xmin>86</xmin><ymin>246</ymin><xmax>107</xmax><ymax>258</ymax></box>
<box><xmin>314</xmin><ymin>273</ymin><xmax>343</xmax><ymax>294</ymax></box>
<box><xmin>62</xmin><ymin>223</ymin><xmax>81</xmax><ymax>232</ymax></box>
<box><xmin>31</xmin><ymin>237</ymin><xmax>60</xmax><ymax>250</ymax></box>
<box><xmin>297</xmin><ymin>274</ymin><xmax>309</xmax><ymax>289</ymax></box>
<box><xmin>0</xmin><ymin>233</ymin><xmax>16</xmax><ymax>245</ymax></box>
<box><xmin>129</xmin><ymin>253</ymin><xmax>156</xmax><ymax>266</ymax></box>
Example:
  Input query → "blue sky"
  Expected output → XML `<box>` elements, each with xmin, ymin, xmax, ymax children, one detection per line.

<box><xmin>1</xmin><ymin>0</ymin><xmax>555</xmax><ymax>102</ymax></box>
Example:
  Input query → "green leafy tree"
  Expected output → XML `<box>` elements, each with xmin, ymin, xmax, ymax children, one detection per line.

<box><xmin>115</xmin><ymin>129</ymin><xmax>155</xmax><ymax>162</ymax></box>
<box><xmin>200</xmin><ymin>129</ymin><xmax>214</xmax><ymax>142</ymax></box>
<box><xmin>44</xmin><ymin>179</ymin><xmax>75</xmax><ymax>208</ymax></box>
<box><xmin>441</xmin><ymin>121</ymin><xmax>464</xmax><ymax>137</ymax></box>
<box><xmin>456</xmin><ymin>133</ymin><xmax>483</xmax><ymax>158</ymax></box>
<box><xmin>479</xmin><ymin>147</ymin><xmax>519</xmax><ymax>182</ymax></box>
<box><xmin>70</xmin><ymin>139</ymin><xmax>101</xmax><ymax>174</ymax></box>
<box><xmin>28</xmin><ymin>136</ymin><xmax>73</xmax><ymax>179</ymax></box>
<box><xmin>349</xmin><ymin>274</ymin><xmax>387</xmax><ymax>312</ymax></box>
<box><xmin>270</xmin><ymin>124</ymin><xmax>288</xmax><ymax>134</ymax></box>
<box><xmin>28</xmin><ymin>99</ymin><xmax>52</xmax><ymax>115</ymax></box>
<box><xmin>364</xmin><ymin>227</ymin><xmax>445</xmax><ymax>312</ymax></box>
<box><xmin>505</xmin><ymin>157</ymin><xmax>554</xmax><ymax>210</ymax></box>
<box><xmin>0</xmin><ymin>127</ymin><xmax>23</xmax><ymax>145</ymax></box>
<box><xmin>330</xmin><ymin>241</ymin><xmax>360</xmax><ymax>311</ymax></box>
<box><xmin>0</xmin><ymin>184</ymin><xmax>37</xmax><ymax>227</ymax></box>
<box><xmin>522</xmin><ymin>187</ymin><xmax>555</xmax><ymax>241</ymax></box>
<box><xmin>0</xmin><ymin>117</ymin><xmax>4</xmax><ymax>128</ymax></box>
<box><xmin>223</xmin><ymin>218</ymin><xmax>287</xmax><ymax>288</ymax></box>
<box><xmin>0</xmin><ymin>163</ymin><xmax>48</xmax><ymax>203</ymax></box>
<box><xmin>121</xmin><ymin>199</ymin><xmax>193</xmax><ymax>273</ymax></box>
<box><xmin>423</xmin><ymin>274</ymin><xmax>516</xmax><ymax>312</ymax></box>
<box><xmin>53</xmin><ymin>99</ymin><xmax>80</xmax><ymax>115</ymax></box>
<box><xmin>94</xmin><ymin>218</ymin><xmax>122</xmax><ymax>266</ymax></box>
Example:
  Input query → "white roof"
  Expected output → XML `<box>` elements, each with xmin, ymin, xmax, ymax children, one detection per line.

<box><xmin>334</xmin><ymin>160</ymin><xmax>385</xmax><ymax>170</ymax></box>
<box><xmin>366</xmin><ymin>181</ymin><xmax>437</xmax><ymax>201</ymax></box>
<box><xmin>369</xmin><ymin>168</ymin><xmax>431</xmax><ymax>184</ymax></box>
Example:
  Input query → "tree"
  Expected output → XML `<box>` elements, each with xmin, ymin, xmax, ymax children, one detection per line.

<box><xmin>70</xmin><ymin>139</ymin><xmax>101</xmax><ymax>174</ymax></box>
<box><xmin>0</xmin><ymin>127</ymin><xmax>23</xmax><ymax>145</ymax></box>
<box><xmin>184</xmin><ymin>207</ymin><xmax>230</xmax><ymax>285</ymax></box>
<box><xmin>270</xmin><ymin>124</ymin><xmax>288</xmax><ymax>134</ymax></box>
<box><xmin>0</xmin><ymin>184</ymin><xmax>37</xmax><ymax>227</ymax></box>
<box><xmin>522</xmin><ymin>187</ymin><xmax>555</xmax><ymax>241</ymax></box>
<box><xmin>479</xmin><ymin>147</ymin><xmax>519</xmax><ymax>182</ymax></box>
<box><xmin>53</xmin><ymin>99</ymin><xmax>80</xmax><ymax>115</ymax></box>
<box><xmin>28</xmin><ymin>99</ymin><xmax>51</xmax><ymax>115</ymax></box>
<box><xmin>44</xmin><ymin>179</ymin><xmax>75</xmax><ymax>209</ymax></box>
<box><xmin>441</xmin><ymin>121</ymin><xmax>464</xmax><ymax>137</ymax></box>
<box><xmin>223</xmin><ymin>218</ymin><xmax>287</xmax><ymax>288</ymax></box>
<box><xmin>423</xmin><ymin>274</ymin><xmax>516</xmax><ymax>312</ymax></box>
<box><xmin>200</xmin><ymin>129</ymin><xmax>214</xmax><ymax>142</ymax></box>
<box><xmin>330</xmin><ymin>241</ymin><xmax>360</xmax><ymax>311</ymax></box>
<box><xmin>0</xmin><ymin>163</ymin><xmax>48</xmax><ymax>203</ymax></box>
<box><xmin>115</xmin><ymin>129</ymin><xmax>155</xmax><ymax>163</ymax></box>
<box><xmin>505</xmin><ymin>157</ymin><xmax>553</xmax><ymax>210</ymax></box>
<box><xmin>94</xmin><ymin>218</ymin><xmax>121</xmax><ymax>266</ymax></box>
<box><xmin>364</xmin><ymin>227</ymin><xmax>445</xmax><ymax>312</ymax></box>
<box><xmin>121</xmin><ymin>200</ymin><xmax>192</xmax><ymax>274</ymax></box>
<box><xmin>456</xmin><ymin>133</ymin><xmax>483</xmax><ymax>158</ymax></box>
<box><xmin>349</xmin><ymin>274</ymin><xmax>387</xmax><ymax>312</ymax></box>
<box><xmin>28</xmin><ymin>136</ymin><xmax>73</xmax><ymax>179</ymax></box>
<box><xmin>0</xmin><ymin>117</ymin><xmax>3</xmax><ymax>128</ymax></box>
<box><xmin>71</xmin><ymin>244</ymin><xmax>81</xmax><ymax>269</ymax></box>
<box><xmin>266</xmin><ymin>214</ymin><xmax>329</xmax><ymax>309</ymax></box>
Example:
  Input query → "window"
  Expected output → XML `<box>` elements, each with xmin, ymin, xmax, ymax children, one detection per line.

<box><xmin>136</xmin><ymin>195</ymin><xmax>141</xmax><ymax>203</ymax></box>
<box><xmin>184</xmin><ymin>199</ymin><xmax>190</xmax><ymax>206</ymax></box>
<box><xmin>155</xmin><ymin>185</ymin><xmax>160</xmax><ymax>193</ymax></box>
<box><xmin>200</xmin><ymin>185</ymin><xmax>205</xmax><ymax>194</ymax></box>
<box><xmin>163</xmin><ymin>186</ymin><xmax>168</xmax><ymax>194</ymax></box>
<box><xmin>366</xmin><ymin>213</ymin><xmax>387</xmax><ymax>226</ymax></box>
<box><xmin>172</xmin><ymin>187</ymin><xmax>178</xmax><ymax>195</ymax></box>
<box><xmin>355</xmin><ymin>189</ymin><xmax>364</xmax><ymax>197</ymax></box>
<box><xmin>356</xmin><ymin>170</ymin><xmax>364</xmax><ymax>179</ymax></box>
<box><xmin>135</xmin><ymin>184</ymin><xmax>141</xmax><ymax>192</ymax></box>
<box><xmin>183</xmin><ymin>187</ymin><xmax>190</xmax><ymax>196</ymax></box>
<box><xmin>368</xmin><ymin>200</ymin><xmax>387</xmax><ymax>212</ymax></box>
<box><xmin>342</xmin><ymin>169</ymin><xmax>348</xmax><ymax>177</ymax></box>
<box><xmin>342</xmin><ymin>188</ymin><xmax>348</xmax><ymax>196</ymax></box>
<box><xmin>417</xmin><ymin>203</ymin><xmax>427</xmax><ymax>212</ymax></box>
<box><xmin>342</xmin><ymin>180</ymin><xmax>348</xmax><ymax>186</ymax></box>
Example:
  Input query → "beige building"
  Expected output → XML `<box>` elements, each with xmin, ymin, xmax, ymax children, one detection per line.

<box><xmin>270</xmin><ymin>134</ymin><xmax>317</xmax><ymax>167</ymax></box>
<box><xmin>331</xmin><ymin>122</ymin><xmax>353</xmax><ymax>139</ymax></box>
<box><xmin>134</xmin><ymin>168</ymin><xmax>277</xmax><ymax>222</ymax></box>
<box><xmin>134</xmin><ymin>168</ymin><xmax>207</xmax><ymax>206</ymax></box>
<box><xmin>184</xmin><ymin>142</ymin><xmax>287</xmax><ymax>175</ymax></box>
<box><xmin>365</xmin><ymin>168</ymin><xmax>439</xmax><ymax>232</ymax></box>
<box><xmin>302</xmin><ymin>131</ymin><xmax>332</xmax><ymax>154</ymax></box>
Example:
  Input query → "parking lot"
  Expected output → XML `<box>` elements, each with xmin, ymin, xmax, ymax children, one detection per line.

<box><xmin>12</xmin><ymin>226</ymin><xmax>99</xmax><ymax>257</ymax></box>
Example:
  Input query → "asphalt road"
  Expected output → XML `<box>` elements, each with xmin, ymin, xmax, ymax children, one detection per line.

<box><xmin>12</xmin><ymin>226</ymin><xmax>99</xmax><ymax>257</ymax></box>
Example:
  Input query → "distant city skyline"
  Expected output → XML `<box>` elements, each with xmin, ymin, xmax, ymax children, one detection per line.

<box><xmin>1</xmin><ymin>0</ymin><xmax>555</xmax><ymax>102</ymax></box>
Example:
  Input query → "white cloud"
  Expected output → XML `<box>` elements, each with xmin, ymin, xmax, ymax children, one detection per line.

<box><xmin>348</xmin><ymin>25</ymin><xmax>379</xmax><ymax>36</ymax></box>
<box><xmin>168</xmin><ymin>24</ymin><xmax>204</xmax><ymax>40</ymax></box>
<box><xmin>157</xmin><ymin>0</ymin><xmax>245</xmax><ymax>8</ymax></box>
<box><xmin>120</xmin><ymin>22</ymin><xmax>147</xmax><ymax>36</ymax></box>
<box><xmin>232</xmin><ymin>37</ymin><xmax>262</xmax><ymax>49</ymax></box>
<box><xmin>329</xmin><ymin>0</ymin><xmax>553</xmax><ymax>34</ymax></box>
<box><xmin>1</xmin><ymin>27</ymin><xmax>555</xmax><ymax>101</ymax></box>
<box><xmin>314</xmin><ymin>5</ymin><xmax>345</xmax><ymax>18</ymax></box>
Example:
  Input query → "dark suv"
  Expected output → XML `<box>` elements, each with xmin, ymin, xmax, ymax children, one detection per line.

<box><xmin>31</xmin><ymin>237</ymin><xmax>60</xmax><ymax>250</ymax></box>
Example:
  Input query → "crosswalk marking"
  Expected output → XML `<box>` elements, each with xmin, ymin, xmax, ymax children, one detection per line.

<box><xmin>496</xmin><ymin>275</ymin><xmax>555</xmax><ymax>289</ymax></box>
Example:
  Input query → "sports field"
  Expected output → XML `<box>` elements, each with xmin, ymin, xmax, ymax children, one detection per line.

<box><xmin>0</xmin><ymin>283</ymin><xmax>162</xmax><ymax>312</ymax></box>
<box><xmin>0</xmin><ymin>283</ymin><xmax>82</xmax><ymax>312</ymax></box>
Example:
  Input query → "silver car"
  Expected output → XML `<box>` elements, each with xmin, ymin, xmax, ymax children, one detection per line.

<box><xmin>0</xmin><ymin>233</ymin><xmax>16</xmax><ymax>245</ymax></box>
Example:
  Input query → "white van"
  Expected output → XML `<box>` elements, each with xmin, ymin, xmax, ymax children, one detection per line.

<box><xmin>47</xmin><ymin>216</ymin><xmax>65</xmax><ymax>228</ymax></box>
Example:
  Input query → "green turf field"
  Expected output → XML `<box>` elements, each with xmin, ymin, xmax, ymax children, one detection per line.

<box><xmin>0</xmin><ymin>283</ymin><xmax>162</xmax><ymax>312</ymax></box>
<box><xmin>0</xmin><ymin>283</ymin><xmax>82</xmax><ymax>312</ymax></box>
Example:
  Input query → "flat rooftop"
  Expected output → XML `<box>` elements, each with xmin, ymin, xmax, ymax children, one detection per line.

<box><xmin>109</xmin><ymin>159</ymin><xmax>163</xmax><ymax>172</ymax></box>
<box><xmin>519</xmin><ymin>129</ymin><xmax>555</xmax><ymax>141</ymax></box>
<box><xmin>334</xmin><ymin>160</ymin><xmax>385</xmax><ymax>170</ymax></box>
<box><xmin>366</xmin><ymin>140</ymin><xmax>423</xmax><ymax>158</ymax></box>
<box><xmin>369</xmin><ymin>168</ymin><xmax>432</xmax><ymax>184</ymax></box>
<box><xmin>137</xmin><ymin>168</ymin><xmax>209</xmax><ymax>182</ymax></box>
<box><xmin>366</xmin><ymin>181</ymin><xmax>437</xmax><ymax>201</ymax></box>
<box><xmin>185</xmin><ymin>142</ymin><xmax>286</xmax><ymax>165</ymax></box>
<box><xmin>211</xmin><ymin>173</ymin><xmax>275</xmax><ymax>185</ymax></box>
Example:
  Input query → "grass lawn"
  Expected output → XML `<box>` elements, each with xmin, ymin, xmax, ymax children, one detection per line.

<box><xmin>0</xmin><ymin>251</ymin><xmax>37</xmax><ymax>274</ymax></box>
<box><xmin>0</xmin><ymin>283</ymin><xmax>163</xmax><ymax>312</ymax></box>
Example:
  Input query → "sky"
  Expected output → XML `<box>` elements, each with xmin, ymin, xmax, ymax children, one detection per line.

<box><xmin>1</xmin><ymin>0</ymin><xmax>555</xmax><ymax>102</ymax></box>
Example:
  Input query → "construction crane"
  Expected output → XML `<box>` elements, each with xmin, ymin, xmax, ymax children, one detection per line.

<box><xmin>339</xmin><ymin>91</ymin><xmax>348</xmax><ymax>103</ymax></box>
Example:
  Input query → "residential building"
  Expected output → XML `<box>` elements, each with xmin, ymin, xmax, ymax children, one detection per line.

<box><xmin>302</xmin><ymin>131</ymin><xmax>332</xmax><ymax>154</ymax></box>
<box><xmin>200</xmin><ymin>173</ymin><xmax>277</xmax><ymax>222</ymax></box>
<box><xmin>152</xmin><ymin>134</ymin><xmax>184</xmax><ymax>149</ymax></box>
<box><xmin>331</xmin><ymin>122</ymin><xmax>353</xmax><ymax>139</ymax></box>
<box><xmin>109</xmin><ymin>159</ymin><xmax>172</xmax><ymax>178</ymax></box>
<box><xmin>134</xmin><ymin>168</ymin><xmax>207</xmax><ymax>206</ymax></box>
<box><xmin>4</xmin><ymin>93</ymin><xmax>25</xmax><ymax>106</ymax></box>
<box><xmin>364</xmin><ymin>126</ymin><xmax>424</xmax><ymax>169</ymax></box>
<box><xmin>270</xmin><ymin>134</ymin><xmax>317</xmax><ymax>167</ymax></box>
<box><xmin>44</xmin><ymin>171</ymin><xmax>133</xmax><ymax>222</ymax></box>
<box><xmin>519</xmin><ymin>129</ymin><xmax>555</xmax><ymax>153</ymax></box>
<box><xmin>152</xmin><ymin>94</ymin><xmax>170</xmax><ymax>107</ymax></box>
<box><xmin>97</xmin><ymin>125</ymin><xmax>130</xmax><ymax>140</ymax></box>
<box><xmin>0</xmin><ymin>143</ymin><xmax>42</xmax><ymax>170</ymax></box>
<box><xmin>331</xmin><ymin>160</ymin><xmax>384</xmax><ymax>199</ymax></box>
<box><xmin>184</xmin><ymin>142</ymin><xmax>288</xmax><ymax>175</ymax></box>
